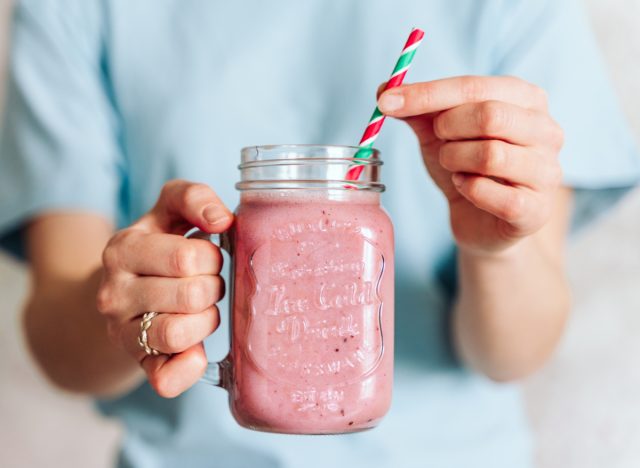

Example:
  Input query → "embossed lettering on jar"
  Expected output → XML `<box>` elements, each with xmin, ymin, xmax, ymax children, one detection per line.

<box><xmin>229</xmin><ymin>145</ymin><xmax>394</xmax><ymax>434</ymax></box>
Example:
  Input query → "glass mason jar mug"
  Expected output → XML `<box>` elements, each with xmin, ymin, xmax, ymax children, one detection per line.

<box><xmin>191</xmin><ymin>145</ymin><xmax>394</xmax><ymax>434</ymax></box>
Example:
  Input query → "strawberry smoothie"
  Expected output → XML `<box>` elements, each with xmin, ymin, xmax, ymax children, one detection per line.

<box><xmin>228</xmin><ymin>189</ymin><xmax>394</xmax><ymax>434</ymax></box>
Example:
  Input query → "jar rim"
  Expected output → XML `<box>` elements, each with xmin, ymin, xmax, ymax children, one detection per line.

<box><xmin>237</xmin><ymin>144</ymin><xmax>384</xmax><ymax>192</ymax></box>
<box><xmin>240</xmin><ymin>144</ymin><xmax>381</xmax><ymax>166</ymax></box>
<box><xmin>238</xmin><ymin>157</ymin><xmax>383</xmax><ymax>170</ymax></box>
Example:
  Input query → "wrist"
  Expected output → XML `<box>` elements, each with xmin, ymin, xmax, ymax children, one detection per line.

<box><xmin>457</xmin><ymin>238</ymin><xmax>531</xmax><ymax>263</ymax></box>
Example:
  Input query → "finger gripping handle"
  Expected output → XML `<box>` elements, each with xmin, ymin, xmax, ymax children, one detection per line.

<box><xmin>184</xmin><ymin>227</ymin><xmax>231</xmax><ymax>389</ymax></box>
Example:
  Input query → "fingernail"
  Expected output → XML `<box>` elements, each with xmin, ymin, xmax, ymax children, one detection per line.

<box><xmin>452</xmin><ymin>173</ymin><xmax>466</xmax><ymax>187</ymax></box>
<box><xmin>378</xmin><ymin>91</ymin><xmax>404</xmax><ymax>112</ymax></box>
<box><xmin>203</xmin><ymin>205</ymin><xmax>227</xmax><ymax>226</ymax></box>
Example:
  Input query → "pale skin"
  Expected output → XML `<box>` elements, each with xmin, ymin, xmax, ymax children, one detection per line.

<box><xmin>23</xmin><ymin>75</ymin><xmax>571</xmax><ymax>398</ymax></box>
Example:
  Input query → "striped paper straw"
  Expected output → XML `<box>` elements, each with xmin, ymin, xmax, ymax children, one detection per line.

<box><xmin>345</xmin><ymin>27</ymin><xmax>425</xmax><ymax>182</ymax></box>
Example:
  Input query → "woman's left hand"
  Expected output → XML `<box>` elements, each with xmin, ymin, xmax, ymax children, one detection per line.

<box><xmin>378</xmin><ymin>76</ymin><xmax>564</xmax><ymax>255</ymax></box>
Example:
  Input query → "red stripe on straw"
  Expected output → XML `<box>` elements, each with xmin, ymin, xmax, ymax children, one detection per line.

<box><xmin>345</xmin><ymin>165</ymin><xmax>362</xmax><ymax>181</ymax></box>
<box><xmin>346</xmin><ymin>28</ymin><xmax>425</xmax><ymax>183</ymax></box>
<box><xmin>360</xmin><ymin>118</ymin><xmax>386</xmax><ymax>144</ymax></box>
<box><xmin>385</xmin><ymin>70</ymin><xmax>408</xmax><ymax>89</ymax></box>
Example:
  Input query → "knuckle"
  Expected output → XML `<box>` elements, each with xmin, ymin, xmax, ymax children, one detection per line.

<box><xmin>102</xmin><ymin>230</ymin><xmax>137</xmax><ymax>271</ymax></box>
<box><xmin>101</xmin><ymin>242</ymin><xmax>120</xmax><ymax>271</ymax></box>
<box><xmin>501</xmin><ymin>191</ymin><xmax>526</xmax><ymax>222</ymax></box>
<box><xmin>211</xmin><ymin>245</ymin><xmax>223</xmax><ymax>274</ymax></box>
<box><xmin>181</xmin><ymin>183</ymin><xmax>210</xmax><ymax>207</ymax></box>
<box><xmin>172</xmin><ymin>244</ymin><xmax>198</xmax><ymax>276</ymax></box>
<box><xmin>432</xmin><ymin>114</ymin><xmax>450</xmax><ymax>140</ymax></box>
<box><xmin>193</xmin><ymin>351</ymin><xmax>208</xmax><ymax>376</ymax></box>
<box><xmin>208</xmin><ymin>305</ymin><xmax>221</xmax><ymax>333</ymax></box>
<box><xmin>478</xmin><ymin>141</ymin><xmax>506</xmax><ymax>174</ymax></box>
<box><xmin>477</xmin><ymin>101</ymin><xmax>508</xmax><ymax>134</ymax></box>
<box><xmin>96</xmin><ymin>283</ymin><xmax>117</xmax><ymax>315</ymax></box>
<box><xmin>160</xmin><ymin>179</ymin><xmax>183</xmax><ymax>200</ymax></box>
<box><xmin>114</xmin><ymin>228</ymin><xmax>138</xmax><ymax>244</ymax></box>
<box><xmin>213</xmin><ymin>276</ymin><xmax>226</xmax><ymax>303</ymax></box>
<box><xmin>466</xmin><ymin>178</ymin><xmax>484</xmax><ymax>201</ymax></box>
<box><xmin>179</xmin><ymin>277</ymin><xmax>210</xmax><ymax>313</ymax></box>
<box><xmin>460</xmin><ymin>76</ymin><xmax>486</xmax><ymax>101</ymax></box>
<box><xmin>415</xmin><ymin>83</ymin><xmax>434</xmax><ymax>110</ymax></box>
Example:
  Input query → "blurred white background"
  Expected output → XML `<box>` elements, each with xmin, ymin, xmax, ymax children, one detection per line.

<box><xmin>0</xmin><ymin>1</ymin><xmax>639</xmax><ymax>467</ymax></box>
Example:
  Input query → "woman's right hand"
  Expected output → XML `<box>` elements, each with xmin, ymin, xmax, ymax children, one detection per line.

<box><xmin>96</xmin><ymin>180</ymin><xmax>233</xmax><ymax>398</ymax></box>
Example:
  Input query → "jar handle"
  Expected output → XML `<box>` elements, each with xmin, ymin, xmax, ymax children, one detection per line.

<box><xmin>184</xmin><ymin>227</ymin><xmax>232</xmax><ymax>388</ymax></box>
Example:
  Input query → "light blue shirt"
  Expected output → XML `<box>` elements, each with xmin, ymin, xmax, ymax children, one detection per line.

<box><xmin>1</xmin><ymin>1</ymin><xmax>638</xmax><ymax>467</ymax></box>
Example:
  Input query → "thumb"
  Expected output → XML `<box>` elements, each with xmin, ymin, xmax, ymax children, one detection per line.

<box><xmin>376</xmin><ymin>81</ymin><xmax>388</xmax><ymax>100</ymax></box>
<box><xmin>142</xmin><ymin>180</ymin><xmax>233</xmax><ymax>234</ymax></box>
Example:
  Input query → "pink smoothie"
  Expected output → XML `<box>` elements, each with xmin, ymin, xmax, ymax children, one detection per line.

<box><xmin>228</xmin><ymin>190</ymin><xmax>394</xmax><ymax>434</ymax></box>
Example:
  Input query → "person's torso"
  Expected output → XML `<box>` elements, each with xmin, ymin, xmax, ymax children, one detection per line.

<box><xmin>96</xmin><ymin>1</ymin><xmax>532</xmax><ymax>467</ymax></box>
